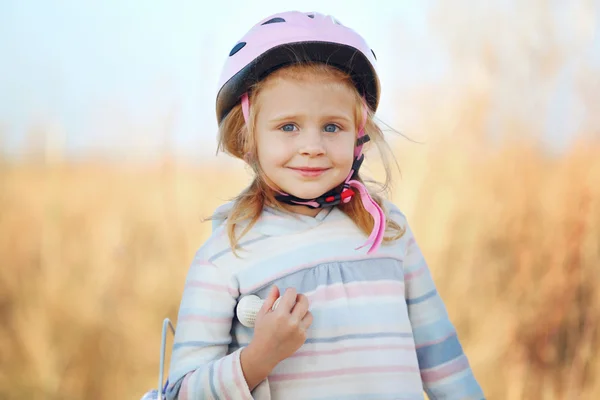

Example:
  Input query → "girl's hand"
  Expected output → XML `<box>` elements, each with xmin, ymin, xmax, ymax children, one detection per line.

<box><xmin>240</xmin><ymin>286</ymin><xmax>312</xmax><ymax>390</ymax></box>
<box><xmin>249</xmin><ymin>286</ymin><xmax>313</xmax><ymax>367</ymax></box>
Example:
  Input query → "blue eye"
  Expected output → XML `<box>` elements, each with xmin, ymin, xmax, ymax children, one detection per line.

<box><xmin>324</xmin><ymin>124</ymin><xmax>340</xmax><ymax>133</ymax></box>
<box><xmin>281</xmin><ymin>124</ymin><xmax>297</xmax><ymax>132</ymax></box>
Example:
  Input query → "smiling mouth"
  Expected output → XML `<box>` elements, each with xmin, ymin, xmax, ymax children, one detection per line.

<box><xmin>288</xmin><ymin>167</ymin><xmax>331</xmax><ymax>177</ymax></box>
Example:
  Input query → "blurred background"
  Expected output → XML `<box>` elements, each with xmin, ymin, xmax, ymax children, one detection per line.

<box><xmin>1</xmin><ymin>1</ymin><xmax>599</xmax><ymax>399</ymax></box>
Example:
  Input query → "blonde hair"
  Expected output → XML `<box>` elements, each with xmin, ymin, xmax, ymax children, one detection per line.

<box><xmin>215</xmin><ymin>62</ymin><xmax>405</xmax><ymax>254</ymax></box>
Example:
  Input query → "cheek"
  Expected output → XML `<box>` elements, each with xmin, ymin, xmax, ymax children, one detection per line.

<box><xmin>328</xmin><ymin>137</ymin><xmax>355</xmax><ymax>167</ymax></box>
<box><xmin>256</xmin><ymin>135</ymin><xmax>291</xmax><ymax>168</ymax></box>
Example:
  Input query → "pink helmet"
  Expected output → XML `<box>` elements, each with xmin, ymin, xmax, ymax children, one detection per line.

<box><xmin>215</xmin><ymin>10</ymin><xmax>380</xmax><ymax>123</ymax></box>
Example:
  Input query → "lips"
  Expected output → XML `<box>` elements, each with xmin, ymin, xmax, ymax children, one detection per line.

<box><xmin>288</xmin><ymin>166</ymin><xmax>330</xmax><ymax>177</ymax></box>
<box><xmin>290</xmin><ymin>167</ymin><xmax>329</xmax><ymax>171</ymax></box>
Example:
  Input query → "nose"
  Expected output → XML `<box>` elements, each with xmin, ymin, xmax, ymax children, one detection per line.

<box><xmin>298</xmin><ymin>129</ymin><xmax>326</xmax><ymax>157</ymax></box>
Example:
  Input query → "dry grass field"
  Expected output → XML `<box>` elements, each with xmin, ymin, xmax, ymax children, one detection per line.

<box><xmin>1</xmin><ymin>128</ymin><xmax>598</xmax><ymax>399</ymax></box>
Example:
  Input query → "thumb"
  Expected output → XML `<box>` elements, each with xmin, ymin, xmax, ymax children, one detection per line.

<box><xmin>260</xmin><ymin>286</ymin><xmax>280</xmax><ymax>315</ymax></box>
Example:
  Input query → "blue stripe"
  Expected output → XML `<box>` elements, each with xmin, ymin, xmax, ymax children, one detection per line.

<box><xmin>208</xmin><ymin>234</ymin><xmax>270</xmax><ymax>262</ymax></box>
<box><xmin>306</xmin><ymin>332</ymin><xmax>413</xmax><ymax>343</ymax></box>
<box><xmin>416</xmin><ymin>334</ymin><xmax>464</xmax><ymax>369</ymax></box>
<box><xmin>232</xmin><ymin>332</ymin><xmax>412</xmax><ymax>348</ymax></box>
<box><xmin>173</xmin><ymin>339</ymin><xmax>231</xmax><ymax>350</ymax></box>
<box><xmin>313</xmin><ymin>393</ymin><xmax>424</xmax><ymax>400</ymax></box>
<box><xmin>310</xmin><ymin>302</ymin><xmax>408</xmax><ymax>329</ymax></box>
<box><xmin>406</xmin><ymin>289</ymin><xmax>437</xmax><ymax>305</ymax></box>
<box><xmin>250</xmin><ymin>258</ymin><xmax>404</xmax><ymax>298</ymax></box>
<box><xmin>209</xmin><ymin>363</ymin><xmax>218</xmax><ymax>398</ymax></box>
<box><xmin>411</xmin><ymin>319</ymin><xmax>456</xmax><ymax>344</ymax></box>
<box><xmin>178</xmin><ymin>307</ymin><xmax>231</xmax><ymax>318</ymax></box>
<box><xmin>165</xmin><ymin>377</ymin><xmax>183</xmax><ymax>400</ymax></box>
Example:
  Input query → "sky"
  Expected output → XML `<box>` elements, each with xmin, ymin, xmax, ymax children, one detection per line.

<box><xmin>0</xmin><ymin>0</ymin><xmax>597</xmax><ymax>162</ymax></box>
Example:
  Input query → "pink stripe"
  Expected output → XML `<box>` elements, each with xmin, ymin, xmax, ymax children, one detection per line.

<box><xmin>244</xmin><ymin>253</ymin><xmax>403</xmax><ymax>293</ymax></box>
<box><xmin>269</xmin><ymin>365</ymin><xmax>419</xmax><ymax>382</ymax></box>
<box><xmin>217</xmin><ymin>359</ymin><xmax>232</xmax><ymax>400</ymax></box>
<box><xmin>421</xmin><ymin>356</ymin><xmax>469</xmax><ymax>383</ymax></box>
<box><xmin>404</xmin><ymin>265</ymin><xmax>426</xmax><ymax>280</ymax></box>
<box><xmin>194</xmin><ymin>259</ymin><xmax>217</xmax><ymax>268</ymax></box>
<box><xmin>306</xmin><ymin>326</ymin><xmax>411</xmax><ymax>339</ymax></box>
<box><xmin>308</xmin><ymin>281</ymin><xmax>404</xmax><ymax>304</ymax></box>
<box><xmin>186</xmin><ymin>281</ymin><xmax>238</xmax><ymax>297</ymax></box>
<box><xmin>232</xmin><ymin>351</ymin><xmax>247</xmax><ymax>397</ymax></box>
<box><xmin>292</xmin><ymin>344</ymin><xmax>414</xmax><ymax>358</ymax></box>
<box><xmin>415</xmin><ymin>332</ymin><xmax>456</xmax><ymax>349</ymax></box>
<box><xmin>179</xmin><ymin>315</ymin><xmax>231</xmax><ymax>324</ymax></box>
<box><xmin>196</xmin><ymin>228</ymin><xmax>227</xmax><ymax>254</ymax></box>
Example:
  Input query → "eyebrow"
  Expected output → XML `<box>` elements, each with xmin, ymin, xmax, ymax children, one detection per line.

<box><xmin>321</xmin><ymin>115</ymin><xmax>353</xmax><ymax>123</ymax></box>
<box><xmin>268</xmin><ymin>114</ymin><xmax>353</xmax><ymax>124</ymax></box>
<box><xmin>269</xmin><ymin>114</ymin><xmax>301</xmax><ymax>123</ymax></box>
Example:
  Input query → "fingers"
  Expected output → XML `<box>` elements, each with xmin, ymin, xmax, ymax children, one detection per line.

<box><xmin>291</xmin><ymin>293</ymin><xmax>309</xmax><ymax>319</ymax></box>
<box><xmin>277</xmin><ymin>287</ymin><xmax>298</xmax><ymax>313</ymax></box>
<box><xmin>300</xmin><ymin>311</ymin><xmax>313</xmax><ymax>330</ymax></box>
<box><xmin>260</xmin><ymin>286</ymin><xmax>280</xmax><ymax>315</ymax></box>
<box><xmin>263</xmin><ymin>288</ymin><xmax>312</xmax><ymax>332</ymax></box>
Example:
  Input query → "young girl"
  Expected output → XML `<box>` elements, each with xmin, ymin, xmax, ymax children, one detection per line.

<box><xmin>147</xmin><ymin>10</ymin><xmax>485</xmax><ymax>400</ymax></box>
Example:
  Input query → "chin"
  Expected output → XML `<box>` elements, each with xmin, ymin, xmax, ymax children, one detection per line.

<box><xmin>285</xmin><ymin>183</ymin><xmax>341</xmax><ymax>200</ymax></box>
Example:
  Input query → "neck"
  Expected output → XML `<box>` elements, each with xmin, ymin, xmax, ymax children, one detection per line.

<box><xmin>281</xmin><ymin>203</ymin><xmax>322</xmax><ymax>217</ymax></box>
<box><xmin>266</xmin><ymin>200</ymin><xmax>323</xmax><ymax>217</ymax></box>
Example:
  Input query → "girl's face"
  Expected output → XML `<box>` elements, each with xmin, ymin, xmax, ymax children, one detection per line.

<box><xmin>254</xmin><ymin>74</ymin><xmax>357</xmax><ymax>216</ymax></box>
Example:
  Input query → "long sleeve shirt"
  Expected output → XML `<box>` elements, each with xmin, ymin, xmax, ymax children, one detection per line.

<box><xmin>165</xmin><ymin>200</ymin><xmax>485</xmax><ymax>400</ymax></box>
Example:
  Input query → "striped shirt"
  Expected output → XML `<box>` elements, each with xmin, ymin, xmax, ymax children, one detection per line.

<box><xmin>165</xmin><ymin>200</ymin><xmax>485</xmax><ymax>400</ymax></box>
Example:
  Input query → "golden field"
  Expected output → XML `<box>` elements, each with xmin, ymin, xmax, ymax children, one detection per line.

<box><xmin>1</xmin><ymin>127</ymin><xmax>599</xmax><ymax>399</ymax></box>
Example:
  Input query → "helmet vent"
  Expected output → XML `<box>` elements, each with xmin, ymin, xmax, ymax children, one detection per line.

<box><xmin>261</xmin><ymin>17</ymin><xmax>286</xmax><ymax>25</ymax></box>
<box><xmin>229</xmin><ymin>42</ymin><xmax>247</xmax><ymax>57</ymax></box>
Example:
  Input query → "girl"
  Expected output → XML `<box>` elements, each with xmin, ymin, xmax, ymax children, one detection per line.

<box><xmin>148</xmin><ymin>10</ymin><xmax>485</xmax><ymax>400</ymax></box>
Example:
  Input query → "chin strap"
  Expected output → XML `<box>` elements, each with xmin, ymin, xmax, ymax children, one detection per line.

<box><xmin>240</xmin><ymin>92</ymin><xmax>385</xmax><ymax>254</ymax></box>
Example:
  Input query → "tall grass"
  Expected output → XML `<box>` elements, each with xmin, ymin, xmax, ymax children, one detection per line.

<box><xmin>0</xmin><ymin>130</ymin><xmax>598</xmax><ymax>399</ymax></box>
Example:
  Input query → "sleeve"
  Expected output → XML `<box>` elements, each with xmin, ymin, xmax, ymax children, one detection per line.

<box><xmin>390</xmin><ymin>206</ymin><xmax>485</xmax><ymax>399</ymax></box>
<box><xmin>165</xmin><ymin>248</ymin><xmax>254</xmax><ymax>400</ymax></box>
